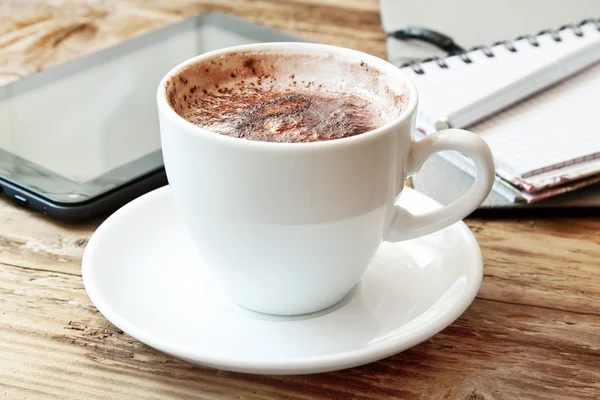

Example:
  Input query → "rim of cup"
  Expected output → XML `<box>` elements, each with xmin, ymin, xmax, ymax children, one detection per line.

<box><xmin>156</xmin><ymin>42</ymin><xmax>419</xmax><ymax>152</ymax></box>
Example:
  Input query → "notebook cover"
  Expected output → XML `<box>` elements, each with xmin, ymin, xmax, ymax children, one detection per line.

<box><xmin>412</xmin><ymin>154</ymin><xmax>600</xmax><ymax>215</ymax></box>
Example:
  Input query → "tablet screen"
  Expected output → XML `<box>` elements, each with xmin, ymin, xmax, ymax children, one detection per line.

<box><xmin>0</xmin><ymin>13</ymin><xmax>298</xmax><ymax>203</ymax></box>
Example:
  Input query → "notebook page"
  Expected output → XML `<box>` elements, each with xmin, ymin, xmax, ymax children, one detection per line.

<box><xmin>470</xmin><ymin>62</ymin><xmax>600</xmax><ymax>179</ymax></box>
<box><xmin>404</xmin><ymin>21</ymin><xmax>600</xmax><ymax>130</ymax></box>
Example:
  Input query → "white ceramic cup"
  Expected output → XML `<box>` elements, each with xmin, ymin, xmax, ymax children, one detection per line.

<box><xmin>157</xmin><ymin>43</ymin><xmax>495</xmax><ymax>316</ymax></box>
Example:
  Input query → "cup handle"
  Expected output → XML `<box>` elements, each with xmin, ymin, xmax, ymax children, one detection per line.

<box><xmin>385</xmin><ymin>129</ymin><xmax>495</xmax><ymax>242</ymax></box>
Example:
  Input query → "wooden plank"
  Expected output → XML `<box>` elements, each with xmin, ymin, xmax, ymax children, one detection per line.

<box><xmin>0</xmin><ymin>0</ymin><xmax>385</xmax><ymax>86</ymax></box>
<box><xmin>1</xmin><ymin>0</ymin><xmax>600</xmax><ymax>397</ymax></box>
<box><xmin>1</xmin><ymin>264</ymin><xmax>599</xmax><ymax>400</ymax></box>
<box><xmin>469</xmin><ymin>218</ymin><xmax>600</xmax><ymax>316</ymax></box>
<box><xmin>0</xmin><ymin>197</ymin><xmax>95</xmax><ymax>275</ymax></box>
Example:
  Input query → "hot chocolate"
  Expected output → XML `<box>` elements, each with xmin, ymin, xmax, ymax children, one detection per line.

<box><xmin>166</xmin><ymin>51</ymin><xmax>402</xmax><ymax>143</ymax></box>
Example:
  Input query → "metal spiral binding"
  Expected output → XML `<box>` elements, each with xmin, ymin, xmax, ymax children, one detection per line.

<box><xmin>516</xmin><ymin>34</ymin><xmax>540</xmax><ymax>47</ymax></box>
<box><xmin>401</xmin><ymin>17</ymin><xmax>599</xmax><ymax>75</ymax></box>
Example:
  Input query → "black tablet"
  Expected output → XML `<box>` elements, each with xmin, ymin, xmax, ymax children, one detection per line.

<box><xmin>0</xmin><ymin>13</ymin><xmax>301</xmax><ymax>220</ymax></box>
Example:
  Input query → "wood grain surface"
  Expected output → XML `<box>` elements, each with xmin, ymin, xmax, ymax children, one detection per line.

<box><xmin>1</xmin><ymin>1</ymin><xmax>600</xmax><ymax>399</ymax></box>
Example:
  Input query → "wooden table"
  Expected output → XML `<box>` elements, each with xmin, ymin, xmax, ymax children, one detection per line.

<box><xmin>1</xmin><ymin>1</ymin><xmax>599</xmax><ymax>398</ymax></box>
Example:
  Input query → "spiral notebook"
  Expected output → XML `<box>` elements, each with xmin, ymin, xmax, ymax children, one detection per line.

<box><xmin>399</xmin><ymin>19</ymin><xmax>600</xmax><ymax>202</ymax></box>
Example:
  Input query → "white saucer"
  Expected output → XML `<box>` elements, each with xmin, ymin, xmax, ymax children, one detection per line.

<box><xmin>82</xmin><ymin>186</ymin><xmax>483</xmax><ymax>375</ymax></box>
